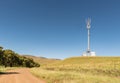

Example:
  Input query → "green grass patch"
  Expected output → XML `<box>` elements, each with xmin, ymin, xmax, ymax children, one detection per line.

<box><xmin>0</xmin><ymin>66</ymin><xmax>18</xmax><ymax>73</ymax></box>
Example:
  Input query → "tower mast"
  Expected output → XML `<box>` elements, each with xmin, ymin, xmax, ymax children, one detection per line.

<box><xmin>82</xmin><ymin>18</ymin><xmax>96</xmax><ymax>56</ymax></box>
<box><xmin>86</xmin><ymin>18</ymin><xmax>91</xmax><ymax>56</ymax></box>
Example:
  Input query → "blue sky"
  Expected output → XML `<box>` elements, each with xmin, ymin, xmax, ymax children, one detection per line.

<box><xmin>0</xmin><ymin>0</ymin><xmax>120</xmax><ymax>59</ymax></box>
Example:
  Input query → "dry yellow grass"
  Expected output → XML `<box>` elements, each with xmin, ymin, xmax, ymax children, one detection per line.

<box><xmin>31</xmin><ymin>57</ymin><xmax>120</xmax><ymax>83</ymax></box>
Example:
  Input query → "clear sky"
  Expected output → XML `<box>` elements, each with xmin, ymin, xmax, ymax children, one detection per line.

<box><xmin>0</xmin><ymin>0</ymin><xmax>120</xmax><ymax>59</ymax></box>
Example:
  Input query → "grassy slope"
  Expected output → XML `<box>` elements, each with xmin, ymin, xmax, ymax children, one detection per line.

<box><xmin>22</xmin><ymin>55</ymin><xmax>61</xmax><ymax>66</ymax></box>
<box><xmin>31</xmin><ymin>56</ymin><xmax>120</xmax><ymax>83</ymax></box>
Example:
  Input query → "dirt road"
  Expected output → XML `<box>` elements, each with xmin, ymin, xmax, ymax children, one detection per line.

<box><xmin>0</xmin><ymin>68</ymin><xmax>46</xmax><ymax>83</ymax></box>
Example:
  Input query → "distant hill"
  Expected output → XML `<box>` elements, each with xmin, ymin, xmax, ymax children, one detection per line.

<box><xmin>47</xmin><ymin>56</ymin><xmax>120</xmax><ymax>66</ymax></box>
<box><xmin>22</xmin><ymin>55</ymin><xmax>61</xmax><ymax>66</ymax></box>
<box><xmin>56</xmin><ymin>56</ymin><xmax>120</xmax><ymax>65</ymax></box>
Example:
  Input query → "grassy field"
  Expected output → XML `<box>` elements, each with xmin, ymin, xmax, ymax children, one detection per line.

<box><xmin>31</xmin><ymin>57</ymin><xmax>120</xmax><ymax>83</ymax></box>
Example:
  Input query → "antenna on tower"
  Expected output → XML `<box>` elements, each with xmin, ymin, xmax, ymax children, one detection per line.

<box><xmin>86</xmin><ymin>18</ymin><xmax>91</xmax><ymax>29</ymax></box>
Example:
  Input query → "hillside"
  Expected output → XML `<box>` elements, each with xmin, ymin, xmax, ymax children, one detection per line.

<box><xmin>47</xmin><ymin>56</ymin><xmax>120</xmax><ymax>71</ymax></box>
<box><xmin>43</xmin><ymin>56</ymin><xmax>120</xmax><ymax>66</ymax></box>
<box><xmin>31</xmin><ymin>56</ymin><xmax>120</xmax><ymax>83</ymax></box>
<box><xmin>60</xmin><ymin>56</ymin><xmax>120</xmax><ymax>64</ymax></box>
<box><xmin>22</xmin><ymin>55</ymin><xmax>61</xmax><ymax>66</ymax></box>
